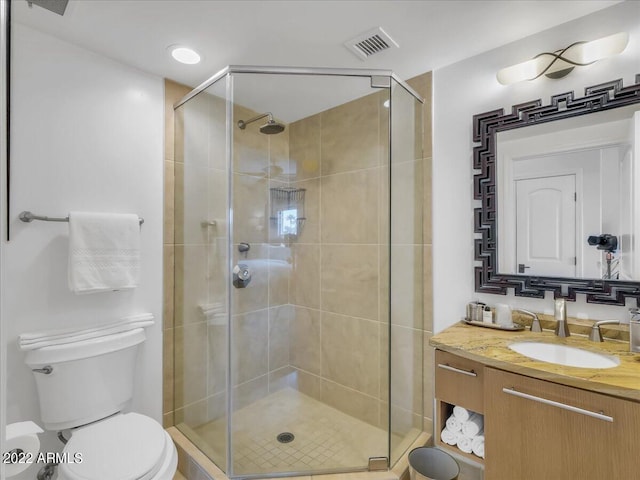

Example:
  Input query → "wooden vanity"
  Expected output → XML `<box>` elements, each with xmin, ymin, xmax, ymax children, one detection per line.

<box><xmin>431</xmin><ymin>323</ymin><xmax>640</xmax><ymax>479</ymax></box>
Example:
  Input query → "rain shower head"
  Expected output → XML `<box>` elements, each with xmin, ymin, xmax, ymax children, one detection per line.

<box><xmin>260</xmin><ymin>120</ymin><xmax>285</xmax><ymax>135</ymax></box>
<box><xmin>237</xmin><ymin>112</ymin><xmax>285</xmax><ymax>135</ymax></box>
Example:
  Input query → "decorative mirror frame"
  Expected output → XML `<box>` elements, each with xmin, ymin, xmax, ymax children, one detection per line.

<box><xmin>473</xmin><ymin>74</ymin><xmax>640</xmax><ymax>305</ymax></box>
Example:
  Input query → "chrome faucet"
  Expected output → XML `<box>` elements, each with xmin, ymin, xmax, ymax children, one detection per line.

<box><xmin>589</xmin><ymin>320</ymin><xmax>620</xmax><ymax>342</ymax></box>
<box><xmin>554</xmin><ymin>298</ymin><xmax>570</xmax><ymax>337</ymax></box>
<box><xmin>513</xmin><ymin>309</ymin><xmax>542</xmax><ymax>332</ymax></box>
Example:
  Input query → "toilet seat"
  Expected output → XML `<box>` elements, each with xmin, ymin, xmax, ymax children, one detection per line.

<box><xmin>58</xmin><ymin>413</ymin><xmax>175</xmax><ymax>480</ymax></box>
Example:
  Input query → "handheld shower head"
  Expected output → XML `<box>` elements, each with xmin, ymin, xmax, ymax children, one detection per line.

<box><xmin>237</xmin><ymin>112</ymin><xmax>285</xmax><ymax>135</ymax></box>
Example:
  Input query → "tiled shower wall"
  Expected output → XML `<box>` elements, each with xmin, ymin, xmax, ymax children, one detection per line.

<box><xmin>285</xmin><ymin>75</ymin><xmax>434</xmax><ymax>445</ymax></box>
<box><xmin>406</xmin><ymin>72</ymin><xmax>434</xmax><ymax>435</ymax></box>
<box><xmin>287</xmin><ymin>91</ymin><xmax>396</xmax><ymax>429</ymax></box>
<box><xmin>164</xmin><ymin>79</ymin><xmax>190</xmax><ymax>428</ymax></box>
<box><xmin>163</xmin><ymin>72</ymin><xmax>434</xmax><ymax>441</ymax></box>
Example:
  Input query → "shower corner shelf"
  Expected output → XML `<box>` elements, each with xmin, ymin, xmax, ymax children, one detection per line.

<box><xmin>270</xmin><ymin>186</ymin><xmax>306</xmax><ymax>238</ymax></box>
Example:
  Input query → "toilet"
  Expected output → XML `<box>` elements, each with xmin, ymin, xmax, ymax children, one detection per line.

<box><xmin>23</xmin><ymin>327</ymin><xmax>177</xmax><ymax>480</ymax></box>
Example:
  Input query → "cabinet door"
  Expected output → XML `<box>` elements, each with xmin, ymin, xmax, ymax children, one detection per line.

<box><xmin>435</xmin><ymin>350</ymin><xmax>484</xmax><ymax>413</ymax></box>
<box><xmin>485</xmin><ymin>368</ymin><xmax>639</xmax><ymax>480</ymax></box>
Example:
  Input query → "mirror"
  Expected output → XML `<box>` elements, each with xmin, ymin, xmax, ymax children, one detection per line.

<box><xmin>497</xmin><ymin>104</ymin><xmax>640</xmax><ymax>280</ymax></box>
<box><xmin>473</xmin><ymin>75</ymin><xmax>640</xmax><ymax>305</ymax></box>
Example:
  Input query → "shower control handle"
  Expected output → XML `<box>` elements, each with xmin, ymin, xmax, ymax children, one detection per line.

<box><xmin>233</xmin><ymin>264</ymin><xmax>252</xmax><ymax>288</ymax></box>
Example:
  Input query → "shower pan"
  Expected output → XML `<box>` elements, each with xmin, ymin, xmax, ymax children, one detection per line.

<box><xmin>172</xmin><ymin>66</ymin><xmax>425</xmax><ymax>479</ymax></box>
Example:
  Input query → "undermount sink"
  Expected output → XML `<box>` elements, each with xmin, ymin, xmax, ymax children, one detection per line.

<box><xmin>508</xmin><ymin>341</ymin><xmax>620</xmax><ymax>369</ymax></box>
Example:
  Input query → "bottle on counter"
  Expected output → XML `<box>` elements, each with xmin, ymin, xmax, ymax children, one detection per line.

<box><xmin>482</xmin><ymin>305</ymin><xmax>493</xmax><ymax>324</ymax></box>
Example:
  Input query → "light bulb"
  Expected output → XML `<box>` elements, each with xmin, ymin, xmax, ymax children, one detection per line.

<box><xmin>169</xmin><ymin>46</ymin><xmax>201</xmax><ymax>65</ymax></box>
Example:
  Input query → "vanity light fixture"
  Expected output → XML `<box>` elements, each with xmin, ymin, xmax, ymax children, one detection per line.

<box><xmin>168</xmin><ymin>45</ymin><xmax>201</xmax><ymax>65</ymax></box>
<box><xmin>496</xmin><ymin>32</ymin><xmax>629</xmax><ymax>85</ymax></box>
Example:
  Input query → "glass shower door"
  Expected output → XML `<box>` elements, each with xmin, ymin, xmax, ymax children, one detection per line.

<box><xmin>173</xmin><ymin>75</ymin><xmax>230</xmax><ymax>472</ymax></box>
<box><xmin>389</xmin><ymin>78</ymin><xmax>424</xmax><ymax>465</ymax></box>
<box><xmin>228</xmin><ymin>71</ymin><xmax>391</xmax><ymax>477</ymax></box>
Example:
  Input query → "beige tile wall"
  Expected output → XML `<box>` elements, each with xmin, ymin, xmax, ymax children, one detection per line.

<box><xmin>164</xmin><ymin>79</ymin><xmax>192</xmax><ymax>428</ymax></box>
<box><xmin>228</xmin><ymin>102</ymin><xmax>295</xmax><ymax>418</ymax></box>
<box><xmin>286</xmin><ymin>74</ymin><xmax>434</xmax><ymax>455</ymax></box>
<box><xmin>406</xmin><ymin>72</ymin><xmax>434</xmax><ymax>435</ymax></box>
<box><xmin>288</xmin><ymin>92</ymin><xmax>386</xmax><ymax>430</ymax></box>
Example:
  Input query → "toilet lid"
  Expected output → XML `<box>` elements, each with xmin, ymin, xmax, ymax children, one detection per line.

<box><xmin>60</xmin><ymin>413</ymin><xmax>168</xmax><ymax>480</ymax></box>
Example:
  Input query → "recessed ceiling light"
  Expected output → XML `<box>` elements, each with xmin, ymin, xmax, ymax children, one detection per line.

<box><xmin>168</xmin><ymin>45</ymin><xmax>201</xmax><ymax>65</ymax></box>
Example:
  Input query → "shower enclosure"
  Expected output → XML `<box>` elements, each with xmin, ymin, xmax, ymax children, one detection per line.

<box><xmin>173</xmin><ymin>66</ymin><xmax>425</xmax><ymax>478</ymax></box>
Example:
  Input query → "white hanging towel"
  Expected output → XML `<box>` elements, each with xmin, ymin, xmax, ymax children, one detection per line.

<box><xmin>68</xmin><ymin>212</ymin><xmax>141</xmax><ymax>294</ymax></box>
<box><xmin>18</xmin><ymin>313</ymin><xmax>154</xmax><ymax>350</ymax></box>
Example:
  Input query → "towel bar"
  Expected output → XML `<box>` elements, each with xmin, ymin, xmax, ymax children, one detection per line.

<box><xmin>19</xmin><ymin>211</ymin><xmax>144</xmax><ymax>226</ymax></box>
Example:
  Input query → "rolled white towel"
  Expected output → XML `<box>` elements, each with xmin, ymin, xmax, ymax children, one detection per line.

<box><xmin>445</xmin><ymin>414</ymin><xmax>462</xmax><ymax>432</ymax></box>
<box><xmin>453</xmin><ymin>405</ymin><xmax>471</xmax><ymax>422</ymax></box>
<box><xmin>440</xmin><ymin>428</ymin><xmax>457</xmax><ymax>446</ymax></box>
<box><xmin>472</xmin><ymin>438</ymin><xmax>485</xmax><ymax>459</ymax></box>
<box><xmin>462</xmin><ymin>412</ymin><xmax>484</xmax><ymax>437</ymax></box>
<box><xmin>456</xmin><ymin>435</ymin><xmax>473</xmax><ymax>454</ymax></box>
<box><xmin>471</xmin><ymin>435</ymin><xmax>485</xmax><ymax>451</ymax></box>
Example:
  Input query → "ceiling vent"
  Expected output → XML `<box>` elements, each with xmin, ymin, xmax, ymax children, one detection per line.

<box><xmin>344</xmin><ymin>27</ymin><xmax>399</xmax><ymax>61</ymax></box>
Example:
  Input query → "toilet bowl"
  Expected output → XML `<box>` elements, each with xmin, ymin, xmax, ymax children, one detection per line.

<box><xmin>22</xmin><ymin>324</ymin><xmax>177</xmax><ymax>480</ymax></box>
<box><xmin>57</xmin><ymin>413</ymin><xmax>177</xmax><ymax>480</ymax></box>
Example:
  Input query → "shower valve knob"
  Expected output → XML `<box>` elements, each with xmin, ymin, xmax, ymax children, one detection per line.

<box><xmin>233</xmin><ymin>264</ymin><xmax>252</xmax><ymax>288</ymax></box>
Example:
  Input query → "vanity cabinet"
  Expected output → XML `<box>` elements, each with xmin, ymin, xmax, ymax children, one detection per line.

<box><xmin>434</xmin><ymin>348</ymin><xmax>640</xmax><ymax>478</ymax></box>
<box><xmin>484</xmin><ymin>367</ymin><xmax>640</xmax><ymax>480</ymax></box>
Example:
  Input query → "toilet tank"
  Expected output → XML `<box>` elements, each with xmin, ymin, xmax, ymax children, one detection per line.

<box><xmin>24</xmin><ymin>328</ymin><xmax>146</xmax><ymax>431</ymax></box>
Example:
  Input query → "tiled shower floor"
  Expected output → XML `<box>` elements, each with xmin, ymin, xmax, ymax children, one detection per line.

<box><xmin>187</xmin><ymin>387</ymin><xmax>402</xmax><ymax>475</ymax></box>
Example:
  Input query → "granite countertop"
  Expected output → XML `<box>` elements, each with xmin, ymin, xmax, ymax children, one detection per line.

<box><xmin>430</xmin><ymin>321</ymin><xmax>640</xmax><ymax>402</ymax></box>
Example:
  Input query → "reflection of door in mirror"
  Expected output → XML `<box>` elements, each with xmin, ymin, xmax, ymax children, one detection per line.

<box><xmin>497</xmin><ymin>106</ymin><xmax>640</xmax><ymax>280</ymax></box>
<box><xmin>620</xmin><ymin>111</ymin><xmax>640</xmax><ymax>280</ymax></box>
<box><xmin>515</xmin><ymin>175</ymin><xmax>576</xmax><ymax>277</ymax></box>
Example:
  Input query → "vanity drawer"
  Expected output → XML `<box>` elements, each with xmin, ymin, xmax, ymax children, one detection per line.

<box><xmin>435</xmin><ymin>350</ymin><xmax>484</xmax><ymax>413</ymax></box>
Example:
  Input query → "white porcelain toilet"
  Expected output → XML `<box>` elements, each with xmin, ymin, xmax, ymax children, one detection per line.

<box><xmin>24</xmin><ymin>327</ymin><xmax>177</xmax><ymax>480</ymax></box>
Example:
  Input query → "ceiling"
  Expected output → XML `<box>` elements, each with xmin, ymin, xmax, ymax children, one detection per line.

<box><xmin>12</xmin><ymin>0</ymin><xmax>622</xmax><ymax>120</ymax></box>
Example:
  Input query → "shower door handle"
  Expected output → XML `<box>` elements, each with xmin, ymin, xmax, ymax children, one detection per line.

<box><xmin>233</xmin><ymin>264</ymin><xmax>252</xmax><ymax>288</ymax></box>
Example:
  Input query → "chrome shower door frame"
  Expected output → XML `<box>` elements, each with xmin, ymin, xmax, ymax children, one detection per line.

<box><xmin>174</xmin><ymin>65</ymin><xmax>425</xmax><ymax>480</ymax></box>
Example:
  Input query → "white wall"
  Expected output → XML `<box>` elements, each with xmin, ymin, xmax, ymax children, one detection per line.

<box><xmin>3</xmin><ymin>23</ymin><xmax>163</xmax><ymax>477</ymax></box>
<box><xmin>0</xmin><ymin>2</ymin><xmax>8</xmax><ymax>478</ymax></box>
<box><xmin>433</xmin><ymin>1</ymin><xmax>640</xmax><ymax>332</ymax></box>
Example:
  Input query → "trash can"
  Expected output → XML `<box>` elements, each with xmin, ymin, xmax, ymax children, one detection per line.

<box><xmin>408</xmin><ymin>447</ymin><xmax>459</xmax><ymax>480</ymax></box>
